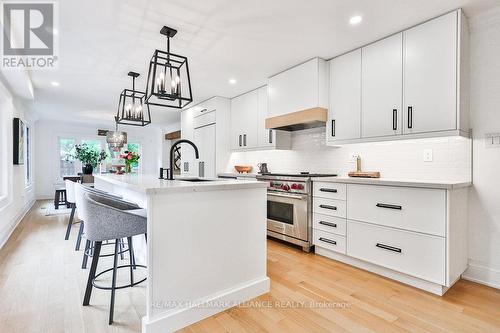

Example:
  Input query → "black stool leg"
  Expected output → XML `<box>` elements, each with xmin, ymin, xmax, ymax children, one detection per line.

<box><xmin>144</xmin><ymin>233</ymin><xmax>147</xmax><ymax>243</ymax></box>
<box><xmin>75</xmin><ymin>221</ymin><xmax>84</xmax><ymax>250</ymax></box>
<box><xmin>119</xmin><ymin>239</ymin><xmax>124</xmax><ymax>260</ymax></box>
<box><xmin>109</xmin><ymin>240</ymin><xmax>120</xmax><ymax>325</ymax></box>
<box><xmin>82</xmin><ymin>240</ymin><xmax>91</xmax><ymax>269</ymax></box>
<box><xmin>54</xmin><ymin>191</ymin><xmax>59</xmax><ymax>210</ymax></box>
<box><xmin>83</xmin><ymin>241</ymin><xmax>101</xmax><ymax>306</ymax></box>
<box><xmin>65</xmin><ymin>205</ymin><xmax>76</xmax><ymax>240</ymax></box>
<box><xmin>127</xmin><ymin>237</ymin><xmax>134</xmax><ymax>285</ymax></box>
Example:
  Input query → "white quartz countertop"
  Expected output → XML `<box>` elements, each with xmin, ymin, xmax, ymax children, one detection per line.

<box><xmin>217</xmin><ymin>172</ymin><xmax>258</xmax><ymax>178</ymax></box>
<box><xmin>316</xmin><ymin>176</ymin><xmax>471</xmax><ymax>190</ymax></box>
<box><xmin>94</xmin><ymin>173</ymin><xmax>266</xmax><ymax>195</ymax></box>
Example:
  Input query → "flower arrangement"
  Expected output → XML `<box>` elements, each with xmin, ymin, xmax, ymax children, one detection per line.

<box><xmin>120</xmin><ymin>150</ymin><xmax>140</xmax><ymax>173</ymax></box>
<box><xmin>72</xmin><ymin>143</ymin><xmax>107</xmax><ymax>174</ymax></box>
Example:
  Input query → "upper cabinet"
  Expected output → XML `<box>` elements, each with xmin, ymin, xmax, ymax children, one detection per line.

<box><xmin>328</xmin><ymin>49</ymin><xmax>361</xmax><ymax>141</ymax></box>
<box><xmin>267</xmin><ymin>58</ymin><xmax>328</xmax><ymax>124</ymax></box>
<box><xmin>230</xmin><ymin>86</ymin><xmax>291</xmax><ymax>151</ymax></box>
<box><xmin>403</xmin><ymin>12</ymin><xmax>458</xmax><ymax>134</ymax></box>
<box><xmin>361</xmin><ymin>33</ymin><xmax>403</xmax><ymax>138</ymax></box>
<box><xmin>328</xmin><ymin>9</ymin><xmax>469</xmax><ymax>145</ymax></box>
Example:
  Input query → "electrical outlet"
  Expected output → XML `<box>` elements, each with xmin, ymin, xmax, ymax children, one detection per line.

<box><xmin>485</xmin><ymin>133</ymin><xmax>500</xmax><ymax>148</ymax></box>
<box><xmin>423</xmin><ymin>149</ymin><xmax>433</xmax><ymax>162</ymax></box>
<box><xmin>349</xmin><ymin>153</ymin><xmax>359</xmax><ymax>163</ymax></box>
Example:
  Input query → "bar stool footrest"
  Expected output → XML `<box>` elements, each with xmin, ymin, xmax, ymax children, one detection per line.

<box><xmin>92</xmin><ymin>264</ymin><xmax>147</xmax><ymax>290</ymax></box>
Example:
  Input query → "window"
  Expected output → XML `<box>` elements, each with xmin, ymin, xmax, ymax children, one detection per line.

<box><xmin>126</xmin><ymin>143</ymin><xmax>141</xmax><ymax>172</ymax></box>
<box><xmin>59</xmin><ymin>138</ymin><xmax>76</xmax><ymax>177</ymax></box>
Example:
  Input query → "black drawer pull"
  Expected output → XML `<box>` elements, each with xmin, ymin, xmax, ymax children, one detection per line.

<box><xmin>319</xmin><ymin>237</ymin><xmax>337</xmax><ymax>245</ymax></box>
<box><xmin>319</xmin><ymin>188</ymin><xmax>337</xmax><ymax>193</ymax></box>
<box><xmin>376</xmin><ymin>243</ymin><xmax>402</xmax><ymax>253</ymax></box>
<box><xmin>376</xmin><ymin>203</ymin><xmax>402</xmax><ymax>210</ymax></box>
<box><xmin>392</xmin><ymin>109</ymin><xmax>397</xmax><ymax>131</ymax></box>
<box><xmin>319</xmin><ymin>204</ymin><xmax>337</xmax><ymax>210</ymax></box>
<box><xmin>331</xmin><ymin>119</ymin><xmax>336</xmax><ymax>137</ymax></box>
<box><xmin>407</xmin><ymin>106</ymin><xmax>413</xmax><ymax>129</ymax></box>
<box><xmin>319</xmin><ymin>221</ymin><xmax>337</xmax><ymax>228</ymax></box>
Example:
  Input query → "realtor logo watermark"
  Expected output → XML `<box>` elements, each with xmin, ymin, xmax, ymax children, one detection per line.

<box><xmin>1</xmin><ymin>1</ymin><xmax>59</xmax><ymax>69</ymax></box>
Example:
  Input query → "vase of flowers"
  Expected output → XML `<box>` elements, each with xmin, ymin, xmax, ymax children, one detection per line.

<box><xmin>120</xmin><ymin>150</ymin><xmax>140</xmax><ymax>173</ymax></box>
<box><xmin>73</xmin><ymin>143</ymin><xmax>107</xmax><ymax>174</ymax></box>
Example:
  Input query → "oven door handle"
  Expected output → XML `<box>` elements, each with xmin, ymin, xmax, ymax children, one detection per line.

<box><xmin>267</xmin><ymin>192</ymin><xmax>308</xmax><ymax>200</ymax></box>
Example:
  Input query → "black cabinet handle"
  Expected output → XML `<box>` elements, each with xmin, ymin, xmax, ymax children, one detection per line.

<box><xmin>407</xmin><ymin>106</ymin><xmax>413</xmax><ymax>129</ymax></box>
<box><xmin>243</xmin><ymin>134</ymin><xmax>247</xmax><ymax>146</ymax></box>
<box><xmin>376</xmin><ymin>203</ymin><xmax>402</xmax><ymax>210</ymax></box>
<box><xmin>239</xmin><ymin>135</ymin><xmax>242</xmax><ymax>147</ymax></box>
<box><xmin>319</xmin><ymin>188</ymin><xmax>337</xmax><ymax>193</ymax></box>
<box><xmin>269</xmin><ymin>130</ymin><xmax>273</xmax><ymax>144</ymax></box>
<box><xmin>393</xmin><ymin>109</ymin><xmax>397</xmax><ymax>131</ymax></box>
<box><xmin>200</xmin><ymin>108</ymin><xmax>208</xmax><ymax>113</ymax></box>
<box><xmin>331</xmin><ymin>119</ymin><xmax>336</xmax><ymax>137</ymax></box>
<box><xmin>319</xmin><ymin>221</ymin><xmax>337</xmax><ymax>228</ymax></box>
<box><xmin>376</xmin><ymin>243</ymin><xmax>402</xmax><ymax>253</ymax></box>
<box><xmin>319</xmin><ymin>204</ymin><xmax>337</xmax><ymax>210</ymax></box>
<box><xmin>319</xmin><ymin>237</ymin><xmax>337</xmax><ymax>245</ymax></box>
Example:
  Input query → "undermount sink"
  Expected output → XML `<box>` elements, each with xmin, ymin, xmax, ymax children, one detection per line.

<box><xmin>177</xmin><ymin>178</ymin><xmax>216</xmax><ymax>182</ymax></box>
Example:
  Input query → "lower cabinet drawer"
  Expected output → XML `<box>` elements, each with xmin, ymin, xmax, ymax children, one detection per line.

<box><xmin>347</xmin><ymin>220</ymin><xmax>445</xmax><ymax>284</ymax></box>
<box><xmin>313</xmin><ymin>229</ymin><xmax>346</xmax><ymax>254</ymax></box>
<box><xmin>313</xmin><ymin>213</ymin><xmax>346</xmax><ymax>236</ymax></box>
<box><xmin>313</xmin><ymin>197</ymin><xmax>346</xmax><ymax>218</ymax></box>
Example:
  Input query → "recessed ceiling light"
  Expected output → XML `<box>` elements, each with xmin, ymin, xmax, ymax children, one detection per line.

<box><xmin>51</xmin><ymin>81</ymin><xmax>60</xmax><ymax>87</ymax></box>
<box><xmin>349</xmin><ymin>15</ymin><xmax>363</xmax><ymax>25</ymax></box>
<box><xmin>53</xmin><ymin>28</ymin><xmax>59</xmax><ymax>35</ymax></box>
<box><xmin>228</xmin><ymin>78</ymin><xmax>237</xmax><ymax>84</ymax></box>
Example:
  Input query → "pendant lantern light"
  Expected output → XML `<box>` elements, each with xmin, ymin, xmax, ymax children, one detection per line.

<box><xmin>116</xmin><ymin>71</ymin><xmax>151</xmax><ymax>126</ymax></box>
<box><xmin>145</xmin><ymin>26</ymin><xmax>193</xmax><ymax>109</ymax></box>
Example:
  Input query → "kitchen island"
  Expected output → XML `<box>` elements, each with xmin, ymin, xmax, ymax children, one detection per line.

<box><xmin>93</xmin><ymin>173</ymin><xmax>269</xmax><ymax>333</ymax></box>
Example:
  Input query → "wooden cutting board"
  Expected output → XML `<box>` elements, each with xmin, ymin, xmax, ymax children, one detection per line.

<box><xmin>348</xmin><ymin>171</ymin><xmax>381</xmax><ymax>178</ymax></box>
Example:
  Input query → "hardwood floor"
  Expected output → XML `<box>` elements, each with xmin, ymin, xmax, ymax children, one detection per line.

<box><xmin>1</xmin><ymin>201</ymin><xmax>500</xmax><ymax>333</ymax></box>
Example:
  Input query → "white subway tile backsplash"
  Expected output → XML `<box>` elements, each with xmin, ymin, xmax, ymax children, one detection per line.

<box><xmin>226</xmin><ymin>128</ymin><xmax>471</xmax><ymax>181</ymax></box>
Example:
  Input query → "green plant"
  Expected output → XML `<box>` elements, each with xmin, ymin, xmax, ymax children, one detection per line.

<box><xmin>72</xmin><ymin>143</ymin><xmax>107</xmax><ymax>167</ymax></box>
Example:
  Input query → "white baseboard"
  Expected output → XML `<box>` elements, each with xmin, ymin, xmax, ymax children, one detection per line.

<box><xmin>462</xmin><ymin>260</ymin><xmax>500</xmax><ymax>290</ymax></box>
<box><xmin>0</xmin><ymin>199</ymin><xmax>36</xmax><ymax>249</ymax></box>
<box><xmin>142</xmin><ymin>277</ymin><xmax>270</xmax><ymax>333</ymax></box>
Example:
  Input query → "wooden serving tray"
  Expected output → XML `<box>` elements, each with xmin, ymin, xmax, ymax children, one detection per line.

<box><xmin>348</xmin><ymin>171</ymin><xmax>381</xmax><ymax>178</ymax></box>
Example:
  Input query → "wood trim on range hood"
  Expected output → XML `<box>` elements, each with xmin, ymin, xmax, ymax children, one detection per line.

<box><xmin>265</xmin><ymin>107</ymin><xmax>328</xmax><ymax>131</ymax></box>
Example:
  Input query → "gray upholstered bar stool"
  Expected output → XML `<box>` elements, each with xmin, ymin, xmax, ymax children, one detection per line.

<box><xmin>74</xmin><ymin>183</ymin><xmax>138</xmax><ymax>269</ymax></box>
<box><xmin>81</xmin><ymin>192</ymin><xmax>147</xmax><ymax>325</ymax></box>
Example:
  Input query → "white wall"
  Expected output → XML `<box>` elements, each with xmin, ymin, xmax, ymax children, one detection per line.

<box><xmin>161</xmin><ymin>122</ymin><xmax>181</xmax><ymax>170</ymax></box>
<box><xmin>0</xmin><ymin>80</ymin><xmax>37</xmax><ymax>248</ymax></box>
<box><xmin>35</xmin><ymin>119</ymin><xmax>162</xmax><ymax>198</ymax></box>
<box><xmin>462</xmin><ymin>7</ymin><xmax>500</xmax><ymax>289</ymax></box>
<box><xmin>227</xmin><ymin>128</ymin><xmax>472</xmax><ymax>181</ymax></box>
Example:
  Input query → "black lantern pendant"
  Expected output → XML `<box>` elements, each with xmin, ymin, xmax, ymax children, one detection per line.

<box><xmin>145</xmin><ymin>26</ymin><xmax>193</xmax><ymax>109</ymax></box>
<box><xmin>116</xmin><ymin>71</ymin><xmax>151</xmax><ymax>126</ymax></box>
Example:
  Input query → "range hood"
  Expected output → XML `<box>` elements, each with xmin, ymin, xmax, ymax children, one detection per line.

<box><xmin>265</xmin><ymin>107</ymin><xmax>328</xmax><ymax>131</ymax></box>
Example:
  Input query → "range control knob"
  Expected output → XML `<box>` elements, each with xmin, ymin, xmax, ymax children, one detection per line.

<box><xmin>291</xmin><ymin>183</ymin><xmax>298</xmax><ymax>190</ymax></box>
<box><xmin>296</xmin><ymin>184</ymin><xmax>304</xmax><ymax>190</ymax></box>
<box><xmin>281</xmin><ymin>184</ymin><xmax>290</xmax><ymax>191</ymax></box>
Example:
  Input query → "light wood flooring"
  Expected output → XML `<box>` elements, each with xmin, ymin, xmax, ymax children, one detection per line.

<box><xmin>1</xmin><ymin>201</ymin><xmax>499</xmax><ymax>333</ymax></box>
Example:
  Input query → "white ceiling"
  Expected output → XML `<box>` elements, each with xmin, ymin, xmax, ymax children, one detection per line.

<box><xmin>29</xmin><ymin>0</ymin><xmax>499</xmax><ymax>128</ymax></box>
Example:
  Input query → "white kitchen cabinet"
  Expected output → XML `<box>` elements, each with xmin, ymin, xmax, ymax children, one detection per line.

<box><xmin>180</xmin><ymin>107</ymin><xmax>196</xmax><ymax>176</ymax></box>
<box><xmin>313</xmin><ymin>180</ymin><xmax>469</xmax><ymax>296</ymax></box>
<box><xmin>231</xmin><ymin>86</ymin><xmax>290</xmax><ymax>151</ymax></box>
<box><xmin>403</xmin><ymin>11</ymin><xmax>457</xmax><ymax>134</ymax></box>
<box><xmin>362</xmin><ymin>33</ymin><xmax>403</xmax><ymax>137</ymax></box>
<box><xmin>181</xmin><ymin>97</ymin><xmax>230</xmax><ymax>176</ymax></box>
<box><xmin>230</xmin><ymin>89</ymin><xmax>258</xmax><ymax>149</ymax></box>
<box><xmin>194</xmin><ymin>122</ymin><xmax>216</xmax><ymax>178</ymax></box>
<box><xmin>326</xmin><ymin>9</ymin><xmax>469</xmax><ymax>145</ymax></box>
<box><xmin>327</xmin><ymin>49</ymin><xmax>361</xmax><ymax>142</ymax></box>
<box><xmin>268</xmin><ymin>57</ymin><xmax>328</xmax><ymax>118</ymax></box>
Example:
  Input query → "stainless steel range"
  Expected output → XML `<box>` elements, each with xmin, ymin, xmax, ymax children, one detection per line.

<box><xmin>257</xmin><ymin>172</ymin><xmax>337</xmax><ymax>252</ymax></box>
